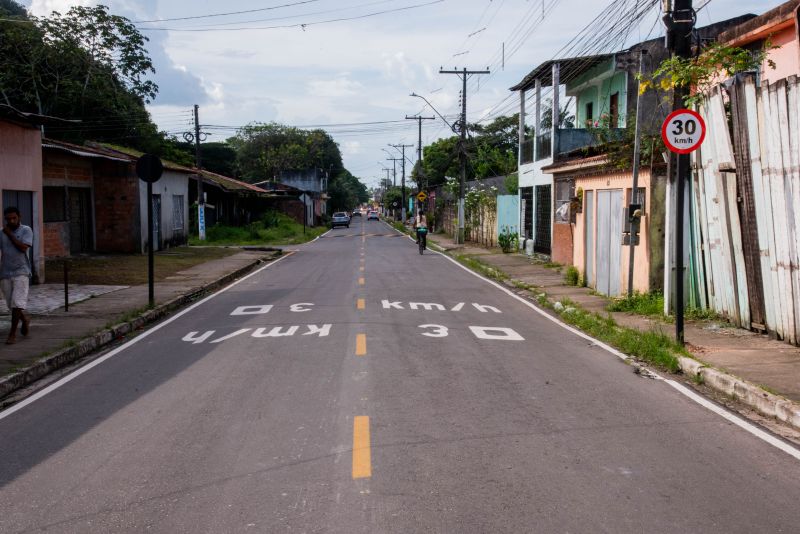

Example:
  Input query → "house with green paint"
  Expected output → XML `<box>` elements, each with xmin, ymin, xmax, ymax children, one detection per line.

<box><xmin>513</xmin><ymin>15</ymin><xmax>752</xmax><ymax>296</ymax></box>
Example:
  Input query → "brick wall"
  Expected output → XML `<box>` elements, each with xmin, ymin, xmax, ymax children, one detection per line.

<box><xmin>43</xmin><ymin>222</ymin><xmax>69</xmax><ymax>258</ymax></box>
<box><xmin>94</xmin><ymin>160</ymin><xmax>140</xmax><ymax>253</ymax></box>
<box><xmin>273</xmin><ymin>199</ymin><xmax>305</xmax><ymax>224</ymax></box>
<box><xmin>42</xmin><ymin>154</ymin><xmax>92</xmax><ymax>185</ymax></box>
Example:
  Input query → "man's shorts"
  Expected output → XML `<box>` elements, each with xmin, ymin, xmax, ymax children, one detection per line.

<box><xmin>0</xmin><ymin>276</ymin><xmax>29</xmax><ymax>310</ymax></box>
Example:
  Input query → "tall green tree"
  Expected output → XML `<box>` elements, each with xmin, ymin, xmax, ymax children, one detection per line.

<box><xmin>0</xmin><ymin>2</ymin><xmax>162</xmax><ymax>149</ymax></box>
<box><xmin>229</xmin><ymin>123</ymin><xmax>344</xmax><ymax>182</ymax></box>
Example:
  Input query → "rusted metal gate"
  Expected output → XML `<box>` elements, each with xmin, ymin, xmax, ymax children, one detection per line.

<box><xmin>534</xmin><ymin>185</ymin><xmax>551</xmax><ymax>254</ymax></box>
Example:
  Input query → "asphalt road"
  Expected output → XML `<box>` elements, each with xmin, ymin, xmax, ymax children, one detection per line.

<box><xmin>1</xmin><ymin>218</ymin><xmax>799</xmax><ymax>533</ymax></box>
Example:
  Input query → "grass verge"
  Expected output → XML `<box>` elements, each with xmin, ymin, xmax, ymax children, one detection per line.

<box><xmin>190</xmin><ymin>212</ymin><xmax>326</xmax><ymax>246</ymax></box>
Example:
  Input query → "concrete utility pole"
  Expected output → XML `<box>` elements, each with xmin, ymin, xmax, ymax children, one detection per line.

<box><xmin>188</xmin><ymin>105</ymin><xmax>208</xmax><ymax>241</ymax></box>
<box><xmin>663</xmin><ymin>0</ymin><xmax>695</xmax><ymax>344</ymax></box>
<box><xmin>439</xmin><ymin>67</ymin><xmax>490</xmax><ymax>244</ymax></box>
<box><xmin>390</xmin><ymin>143</ymin><xmax>414</xmax><ymax>222</ymax></box>
<box><xmin>627</xmin><ymin>49</ymin><xmax>647</xmax><ymax>298</ymax></box>
<box><xmin>406</xmin><ymin>115</ymin><xmax>435</xmax><ymax>187</ymax></box>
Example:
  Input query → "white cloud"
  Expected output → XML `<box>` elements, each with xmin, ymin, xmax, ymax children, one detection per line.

<box><xmin>28</xmin><ymin>0</ymin><xmax>91</xmax><ymax>15</ymax></box>
<box><xmin>307</xmin><ymin>76</ymin><xmax>364</xmax><ymax>99</ymax></box>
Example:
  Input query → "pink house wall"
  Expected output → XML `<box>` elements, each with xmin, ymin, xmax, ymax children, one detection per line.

<box><xmin>762</xmin><ymin>26</ymin><xmax>799</xmax><ymax>83</ymax></box>
<box><xmin>0</xmin><ymin>120</ymin><xmax>44</xmax><ymax>281</ymax></box>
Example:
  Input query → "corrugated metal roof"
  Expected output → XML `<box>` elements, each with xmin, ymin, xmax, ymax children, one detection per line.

<box><xmin>43</xmin><ymin>139</ymin><xmax>133</xmax><ymax>163</ymax></box>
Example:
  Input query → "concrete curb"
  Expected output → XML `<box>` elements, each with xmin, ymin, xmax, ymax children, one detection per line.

<box><xmin>0</xmin><ymin>252</ymin><xmax>280</xmax><ymax>400</ymax></box>
<box><xmin>438</xmin><ymin>244</ymin><xmax>800</xmax><ymax>432</ymax></box>
<box><xmin>678</xmin><ymin>356</ymin><xmax>800</xmax><ymax>430</ymax></box>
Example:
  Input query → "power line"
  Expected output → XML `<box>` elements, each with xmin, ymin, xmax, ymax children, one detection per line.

<box><xmin>132</xmin><ymin>0</ymin><xmax>324</xmax><ymax>24</ymax></box>
<box><xmin>138</xmin><ymin>0</ymin><xmax>444</xmax><ymax>32</ymax></box>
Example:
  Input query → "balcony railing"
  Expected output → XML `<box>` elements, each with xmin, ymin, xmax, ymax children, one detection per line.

<box><xmin>535</xmin><ymin>133</ymin><xmax>551</xmax><ymax>161</ymax></box>
<box><xmin>556</xmin><ymin>127</ymin><xmax>625</xmax><ymax>156</ymax></box>
<box><xmin>520</xmin><ymin>139</ymin><xmax>534</xmax><ymax>164</ymax></box>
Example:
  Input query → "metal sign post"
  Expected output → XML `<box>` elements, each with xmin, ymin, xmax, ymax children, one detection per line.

<box><xmin>136</xmin><ymin>154</ymin><xmax>164</xmax><ymax>308</ymax></box>
<box><xmin>661</xmin><ymin>108</ymin><xmax>705</xmax><ymax>343</ymax></box>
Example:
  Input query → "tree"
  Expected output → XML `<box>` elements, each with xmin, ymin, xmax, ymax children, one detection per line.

<box><xmin>328</xmin><ymin>170</ymin><xmax>368</xmax><ymax>212</ymax></box>
<box><xmin>229</xmin><ymin>122</ymin><xmax>343</xmax><ymax>182</ymax></box>
<box><xmin>0</xmin><ymin>3</ymin><xmax>163</xmax><ymax>150</ymax></box>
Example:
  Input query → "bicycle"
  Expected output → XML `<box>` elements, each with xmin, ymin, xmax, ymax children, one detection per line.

<box><xmin>416</xmin><ymin>227</ymin><xmax>427</xmax><ymax>254</ymax></box>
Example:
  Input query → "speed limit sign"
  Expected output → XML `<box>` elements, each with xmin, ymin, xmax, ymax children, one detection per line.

<box><xmin>661</xmin><ymin>109</ymin><xmax>706</xmax><ymax>154</ymax></box>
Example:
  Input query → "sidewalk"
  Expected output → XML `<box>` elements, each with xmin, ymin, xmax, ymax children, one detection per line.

<box><xmin>427</xmin><ymin>232</ymin><xmax>800</xmax><ymax>424</ymax></box>
<box><xmin>0</xmin><ymin>250</ymin><xmax>277</xmax><ymax>383</ymax></box>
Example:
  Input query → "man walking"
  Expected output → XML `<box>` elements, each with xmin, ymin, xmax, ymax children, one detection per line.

<box><xmin>1</xmin><ymin>207</ymin><xmax>32</xmax><ymax>345</ymax></box>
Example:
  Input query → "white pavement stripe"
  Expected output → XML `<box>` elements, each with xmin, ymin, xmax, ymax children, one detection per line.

<box><xmin>0</xmin><ymin>253</ymin><xmax>296</xmax><ymax>421</ymax></box>
<box><xmin>393</xmin><ymin>226</ymin><xmax>800</xmax><ymax>462</ymax></box>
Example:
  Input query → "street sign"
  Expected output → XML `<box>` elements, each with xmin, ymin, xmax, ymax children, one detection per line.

<box><xmin>135</xmin><ymin>154</ymin><xmax>163</xmax><ymax>183</ymax></box>
<box><xmin>661</xmin><ymin>109</ymin><xmax>706</xmax><ymax>154</ymax></box>
<box><xmin>392</xmin><ymin>201</ymin><xmax>398</xmax><ymax>207</ymax></box>
<box><xmin>416</xmin><ymin>191</ymin><xmax>427</xmax><ymax>202</ymax></box>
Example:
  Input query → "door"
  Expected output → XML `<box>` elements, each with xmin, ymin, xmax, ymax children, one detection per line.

<box><xmin>521</xmin><ymin>187</ymin><xmax>533</xmax><ymax>240</ymax></box>
<box><xmin>68</xmin><ymin>188</ymin><xmax>92</xmax><ymax>254</ymax></box>
<box><xmin>152</xmin><ymin>194</ymin><xmax>162</xmax><ymax>251</ymax></box>
<box><xmin>534</xmin><ymin>185</ymin><xmax>551</xmax><ymax>254</ymax></box>
<box><xmin>596</xmin><ymin>189</ymin><xmax>623</xmax><ymax>296</ymax></box>
<box><xmin>584</xmin><ymin>190</ymin><xmax>594</xmax><ymax>287</ymax></box>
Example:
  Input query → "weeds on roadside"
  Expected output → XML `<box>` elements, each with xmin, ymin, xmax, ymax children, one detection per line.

<box><xmin>608</xmin><ymin>292</ymin><xmax>665</xmax><ymax>317</ymax></box>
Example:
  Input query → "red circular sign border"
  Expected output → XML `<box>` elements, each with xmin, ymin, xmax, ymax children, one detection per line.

<box><xmin>661</xmin><ymin>108</ymin><xmax>706</xmax><ymax>155</ymax></box>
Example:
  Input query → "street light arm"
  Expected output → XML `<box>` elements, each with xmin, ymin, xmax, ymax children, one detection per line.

<box><xmin>410</xmin><ymin>92</ymin><xmax>457</xmax><ymax>133</ymax></box>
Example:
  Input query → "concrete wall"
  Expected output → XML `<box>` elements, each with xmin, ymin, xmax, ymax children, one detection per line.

<box><xmin>0</xmin><ymin>120</ymin><xmax>44</xmax><ymax>281</ymax></box>
<box><xmin>139</xmin><ymin>170</ymin><xmax>189</xmax><ymax>252</ymax></box>
<box><xmin>573</xmin><ymin>168</ymin><xmax>656</xmax><ymax>294</ymax></box>
<box><xmin>762</xmin><ymin>26</ymin><xmax>799</xmax><ymax>83</ymax></box>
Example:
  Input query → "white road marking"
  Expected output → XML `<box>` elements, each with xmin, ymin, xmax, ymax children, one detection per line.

<box><xmin>409</xmin><ymin>302</ymin><xmax>445</xmax><ymax>311</ymax></box>
<box><xmin>231</xmin><ymin>305</ymin><xmax>274</xmax><ymax>316</ymax></box>
<box><xmin>289</xmin><ymin>303</ymin><xmax>314</xmax><ymax>313</ymax></box>
<box><xmin>387</xmin><ymin>226</ymin><xmax>800</xmax><ymax>461</ymax></box>
<box><xmin>469</xmin><ymin>326</ymin><xmax>524</xmax><ymax>341</ymax></box>
<box><xmin>0</xmin><ymin>252</ymin><xmax>296</xmax><ymax>421</ymax></box>
<box><xmin>252</xmin><ymin>326</ymin><xmax>299</xmax><ymax>338</ymax></box>
<box><xmin>211</xmin><ymin>328</ymin><xmax>251</xmax><ymax>343</ymax></box>
<box><xmin>182</xmin><ymin>331</ymin><xmax>215</xmax><ymax>344</ymax></box>
<box><xmin>419</xmin><ymin>324</ymin><xmax>449</xmax><ymax>338</ymax></box>
<box><xmin>472</xmin><ymin>303</ymin><xmax>501</xmax><ymax>313</ymax></box>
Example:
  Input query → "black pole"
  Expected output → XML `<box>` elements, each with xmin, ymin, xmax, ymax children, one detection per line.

<box><xmin>63</xmin><ymin>260</ymin><xmax>69</xmax><ymax>312</ymax></box>
<box><xmin>303</xmin><ymin>193</ymin><xmax>307</xmax><ymax>235</ymax></box>
<box><xmin>147</xmin><ymin>181</ymin><xmax>155</xmax><ymax>308</ymax></box>
<box><xmin>667</xmin><ymin>0</ymin><xmax>694</xmax><ymax>344</ymax></box>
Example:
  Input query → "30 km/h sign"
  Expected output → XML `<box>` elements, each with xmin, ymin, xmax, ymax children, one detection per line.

<box><xmin>661</xmin><ymin>109</ymin><xmax>706</xmax><ymax>154</ymax></box>
<box><xmin>416</xmin><ymin>191</ymin><xmax>428</xmax><ymax>202</ymax></box>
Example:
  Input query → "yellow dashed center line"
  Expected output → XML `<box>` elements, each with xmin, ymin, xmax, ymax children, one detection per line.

<box><xmin>358</xmin><ymin>277</ymin><xmax>365</xmax><ymax>285</ymax></box>
<box><xmin>357</xmin><ymin>298</ymin><xmax>365</xmax><ymax>310</ymax></box>
<box><xmin>359</xmin><ymin>266</ymin><xmax>365</xmax><ymax>272</ymax></box>
<box><xmin>356</xmin><ymin>333</ymin><xmax>367</xmax><ymax>356</ymax></box>
<box><xmin>352</xmin><ymin>416</ymin><xmax>372</xmax><ymax>479</ymax></box>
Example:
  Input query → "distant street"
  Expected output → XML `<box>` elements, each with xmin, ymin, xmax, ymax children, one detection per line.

<box><xmin>1</xmin><ymin>217</ymin><xmax>799</xmax><ymax>533</ymax></box>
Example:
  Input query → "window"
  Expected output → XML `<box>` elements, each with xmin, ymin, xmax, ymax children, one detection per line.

<box><xmin>44</xmin><ymin>187</ymin><xmax>67</xmax><ymax>222</ymax></box>
<box><xmin>172</xmin><ymin>195</ymin><xmax>185</xmax><ymax>231</ymax></box>
<box><xmin>609</xmin><ymin>92</ymin><xmax>619</xmax><ymax>127</ymax></box>
<box><xmin>554</xmin><ymin>178</ymin><xmax>575</xmax><ymax>224</ymax></box>
<box><xmin>585</xmin><ymin>101</ymin><xmax>594</xmax><ymax>125</ymax></box>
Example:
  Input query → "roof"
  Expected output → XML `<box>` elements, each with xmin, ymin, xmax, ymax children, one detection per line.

<box><xmin>0</xmin><ymin>104</ymin><xmax>80</xmax><ymax>128</ymax></box>
<box><xmin>717</xmin><ymin>0</ymin><xmax>799</xmax><ymax>45</ymax></box>
<box><xmin>510</xmin><ymin>54</ymin><xmax>614</xmax><ymax>91</ymax></box>
<box><xmin>541</xmin><ymin>154</ymin><xmax>609</xmax><ymax>174</ymax></box>
<box><xmin>43</xmin><ymin>138</ymin><xmax>133</xmax><ymax>163</ymax></box>
<box><xmin>87</xmin><ymin>143</ymin><xmax>197</xmax><ymax>173</ymax></box>
<box><xmin>196</xmin><ymin>170</ymin><xmax>269</xmax><ymax>194</ymax></box>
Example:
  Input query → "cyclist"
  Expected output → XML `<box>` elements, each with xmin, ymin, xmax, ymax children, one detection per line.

<box><xmin>414</xmin><ymin>209</ymin><xmax>428</xmax><ymax>251</ymax></box>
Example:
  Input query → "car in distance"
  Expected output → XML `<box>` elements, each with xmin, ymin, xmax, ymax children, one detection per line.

<box><xmin>331</xmin><ymin>212</ymin><xmax>350</xmax><ymax>228</ymax></box>
<box><xmin>367</xmin><ymin>211</ymin><xmax>379</xmax><ymax>221</ymax></box>
<box><xmin>351</xmin><ymin>209</ymin><xmax>362</xmax><ymax>217</ymax></box>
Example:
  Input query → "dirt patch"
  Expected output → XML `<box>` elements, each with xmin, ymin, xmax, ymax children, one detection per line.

<box><xmin>46</xmin><ymin>247</ymin><xmax>239</xmax><ymax>286</ymax></box>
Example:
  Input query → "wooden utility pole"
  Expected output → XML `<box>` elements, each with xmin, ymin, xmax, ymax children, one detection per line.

<box><xmin>664</xmin><ymin>0</ymin><xmax>695</xmax><ymax>343</ymax></box>
<box><xmin>439</xmin><ymin>67</ymin><xmax>490</xmax><ymax>244</ymax></box>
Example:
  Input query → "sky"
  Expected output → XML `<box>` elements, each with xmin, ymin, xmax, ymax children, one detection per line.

<box><xmin>22</xmin><ymin>0</ymin><xmax>784</xmax><ymax>188</ymax></box>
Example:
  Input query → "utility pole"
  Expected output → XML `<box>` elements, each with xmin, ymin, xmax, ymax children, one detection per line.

<box><xmin>663</xmin><ymin>0</ymin><xmax>695</xmax><ymax>344</ymax></box>
<box><xmin>184</xmin><ymin>105</ymin><xmax>208</xmax><ymax>240</ymax></box>
<box><xmin>439</xmin><ymin>67</ymin><xmax>490</xmax><ymax>244</ymax></box>
<box><xmin>405</xmin><ymin>115</ymin><xmax>435</xmax><ymax>187</ymax></box>
<box><xmin>627</xmin><ymin>49</ymin><xmax>647</xmax><ymax>298</ymax></box>
<box><xmin>390</xmin><ymin>143</ymin><xmax>414</xmax><ymax>222</ymax></box>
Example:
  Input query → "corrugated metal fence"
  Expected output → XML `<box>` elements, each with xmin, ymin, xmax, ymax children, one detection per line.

<box><xmin>692</xmin><ymin>73</ymin><xmax>800</xmax><ymax>344</ymax></box>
